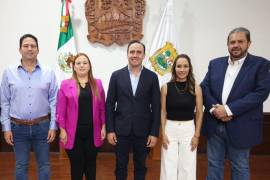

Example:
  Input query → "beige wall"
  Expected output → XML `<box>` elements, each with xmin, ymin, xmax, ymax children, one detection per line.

<box><xmin>0</xmin><ymin>0</ymin><xmax>269</xmax><ymax>111</ymax></box>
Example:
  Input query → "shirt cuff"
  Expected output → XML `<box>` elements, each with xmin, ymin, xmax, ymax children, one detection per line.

<box><xmin>49</xmin><ymin>121</ymin><xmax>58</xmax><ymax>130</ymax></box>
<box><xmin>224</xmin><ymin>105</ymin><xmax>233</xmax><ymax>116</ymax></box>
<box><xmin>209</xmin><ymin>107</ymin><xmax>215</xmax><ymax>114</ymax></box>
<box><xmin>2</xmin><ymin>121</ymin><xmax>11</xmax><ymax>131</ymax></box>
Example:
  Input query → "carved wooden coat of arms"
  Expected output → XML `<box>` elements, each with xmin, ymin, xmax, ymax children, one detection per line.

<box><xmin>85</xmin><ymin>0</ymin><xmax>145</xmax><ymax>46</ymax></box>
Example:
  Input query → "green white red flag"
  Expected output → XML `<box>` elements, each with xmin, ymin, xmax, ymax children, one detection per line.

<box><xmin>56</xmin><ymin>0</ymin><xmax>77</xmax><ymax>83</ymax></box>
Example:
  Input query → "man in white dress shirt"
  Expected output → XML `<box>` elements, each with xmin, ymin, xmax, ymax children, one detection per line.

<box><xmin>201</xmin><ymin>27</ymin><xmax>270</xmax><ymax>180</ymax></box>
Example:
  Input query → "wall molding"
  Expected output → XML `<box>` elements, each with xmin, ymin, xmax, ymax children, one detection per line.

<box><xmin>1</xmin><ymin>113</ymin><xmax>270</xmax><ymax>154</ymax></box>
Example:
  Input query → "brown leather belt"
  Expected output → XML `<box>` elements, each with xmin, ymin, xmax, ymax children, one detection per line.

<box><xmin>10</xmin><ymin>114</ymin><xmax>50</xmax><ymax>126</ymax></box>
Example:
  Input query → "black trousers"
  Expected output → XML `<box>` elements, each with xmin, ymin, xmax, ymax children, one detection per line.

<box><xmin>66</xmin><ymin>125</ymin><xmax>98</xmax><ymax>180</ymax></box>
<box><xmin>115</xmin><ymin>134</ymin><xmax>149</xmax><ymax>180</ymax></box>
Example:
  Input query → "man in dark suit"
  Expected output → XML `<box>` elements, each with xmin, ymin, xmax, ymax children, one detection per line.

<box><xmin>201</xmin><ymin>27</ymin><xmax>270</xmax><ymax>180</ymax></box>
<box><xmin>106</xmin><ymin>40</ymin><xmax>161</xmax><ymax>180</ymax></box>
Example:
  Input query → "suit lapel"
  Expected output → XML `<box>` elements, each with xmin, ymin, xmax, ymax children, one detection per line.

<box><xmin>92</xmin><ymin>81</ymin><xmax>97</xmax><ymax>109</ymax></box>
<box><xmin>123</xmin><ymin>66</ymin><xmax>134</xmax><ymax>97</ymax></box>
<box><xmin>92</xmin><ymin>80</ymin><xmax>98</xmax><ymax>121</ymax></box>
<box><xmin>69</xmin><ymin>80</ymin><xmax>79</xmax><ymax>107</ymax></box>
<box><xmin>135</xmin><ymin>68</ymin><xmax>145</xmax><ymax>97</ymax></box>
<box><xmin>227</xmin><ymin>54</ymin><xmax>252</xmax><ymax>102</ymax></box>
<box><xmin>217</xmin><ymin>58</ymin><xmax>229</xmax><ymax>102</ymax></box>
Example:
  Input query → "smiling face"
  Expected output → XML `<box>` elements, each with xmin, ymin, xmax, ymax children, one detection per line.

<box><xmin>174</xmin><ymin>57</ymin><xmax>190</xmax><ymax>82</ymax></box>
<box><xmin>227</xmin><ymin>32</ymin><xmax>251</xmax><ymax>61</ymax></box>
<box><xmin>19</xmin><ymin>37</ymin><xmax>39</xmax><ymax>61</ymax></box>
<box><xmin>127</xmin><ymin>42</ymin><xmax>145</xmax><ymax>68</ymax></box>
<box><xmin>73</xmin><ymin>55</ymin><xmax>91</xmax><ymax>77</ymax></box>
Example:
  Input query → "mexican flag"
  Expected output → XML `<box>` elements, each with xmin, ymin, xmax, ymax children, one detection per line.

<box><xmin>56</xmin><ymin>0</ymin><xmax>77</xmax><ymax>83</ymax></box>
<box><xmin>145</xmin><ymin>0</ymin><xmax>179</xmax><ymax>87</ymax></box>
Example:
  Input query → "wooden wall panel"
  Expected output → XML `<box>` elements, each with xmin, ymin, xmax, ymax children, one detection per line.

<box><xmin>196</xmin><ymin>113</ymin><xmax>270</xmax><ymax>154</ymax></box>
<box><xmin>1</xmin><ymin>113</ymin><xmax>270</xmax><ymax>155</ymax></box>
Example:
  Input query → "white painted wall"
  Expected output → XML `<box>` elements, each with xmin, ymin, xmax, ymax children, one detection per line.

<box><xmin>0</xmin><ymin>0</ymin><xmax>269</xmax><ymax>111</ymax></box>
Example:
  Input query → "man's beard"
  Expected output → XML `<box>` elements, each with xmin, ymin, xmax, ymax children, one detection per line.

<box><xmin>229</xmin><ymin>49</ymin><xmax>247</xmax><ymax>60</ymax></box>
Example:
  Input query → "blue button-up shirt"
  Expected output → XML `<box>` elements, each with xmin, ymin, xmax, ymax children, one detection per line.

<box><xmin>0</xmin><ymin>62</ymin><xmax>58</xmax><ymax>131</ymax></box>
<box><xmin>128</xmin><ymin>65</ymin><xmax>143</xmax><ymax>96</ymax></box>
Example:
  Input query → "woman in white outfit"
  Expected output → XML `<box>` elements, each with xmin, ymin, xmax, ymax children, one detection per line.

<box><xmin>160</xmin><ymin>54</ymin><xmax>203</xmax><ymax>180</ymax></box>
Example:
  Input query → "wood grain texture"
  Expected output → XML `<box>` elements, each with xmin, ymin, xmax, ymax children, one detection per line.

<box><xmin>0</xmin><ymin>152</ymin><xmax>269</xmax><ymax>180</ymax></box>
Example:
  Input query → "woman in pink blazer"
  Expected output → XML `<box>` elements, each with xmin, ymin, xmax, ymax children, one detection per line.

<box><xmin>56</xmin><ymin>53</ymin><xmax>105</xmax><ymax>180</ymax></box>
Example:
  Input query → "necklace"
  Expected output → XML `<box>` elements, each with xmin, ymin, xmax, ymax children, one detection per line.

<box><xmin>77</xmin><ymin>80</ymin><xmax>88</xmax><ymax>88</ymax></box>
<box><xmin>79</xmin><ymin>82</ymin><xmax>88</xmax><ymax>89</ymax></box>
<box><xmin>174</xmin><ymin>82</ymin><xmax>186</xmax><ymax>94</ymax></box>
<box><xmin>77</xmin><ymin>77</ymin><xmax>88</xmax><ymax>84</ymax></box>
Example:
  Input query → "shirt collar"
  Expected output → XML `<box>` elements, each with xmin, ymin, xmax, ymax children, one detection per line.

<box><xmin>128</xmin><ymin>65</ymin><xmax>143</xmax><ymax>73</ymax></box>
<box><xmin>228</xmin><ymin>55</ymin><xmax>247</xmax><ymax>65</ymax></box>
<box><xmin>17</xmin><ymin>60</ymin><xmax>41</xmax><ymax>70</ymax></box>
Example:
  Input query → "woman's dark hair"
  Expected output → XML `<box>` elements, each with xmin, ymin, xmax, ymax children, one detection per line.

<box><xmin>170</xmin><ymin>54</ymin><xmax>195</xmax><ymax>95</ymax></box>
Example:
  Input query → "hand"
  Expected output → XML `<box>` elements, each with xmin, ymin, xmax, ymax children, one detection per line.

<box><xmin>212</xmin><ymin>104</ymin><xmax>228</xmax><ymax>119</ymax></box>
<box><xmin>107</xmin><ymin>132</ymin><xmax>117</xmax><ymax>146</ymax></box>
<box><xmin>147</xmin><ymin>136</ymin><xmax>158</xmax><ymax>147</ymax></box>
<box><xmin>47</xmin><ymin>130</ymin><xmax>56</xmax><ymax>143</ymax></box>
<box><xmin>4</xmin><ymin>131</ymin><xmax>14</xmax><ymax>146</ymax></box>
<box><xmin>190</xmin><ymin>135</ymin><xmax>199</xmax><ymax>151</ymax></box>
<box><xmin>162</xmin><ymin>133</ymin><xmax>170</xmax><ymax>149</ymax></box>
<box><xmin>101</xmin><ymin>125</ymin><xmax>106</xmax><ymax>141</ymax></box>
<box><xmin>220</xmin><ymin>116</ymin><xmax>233</xmax><ymax>122</ymax></box>
<box><xmin>59</xmin><ymin>129</ymin><xmax>67</xmax><ymax>145</ymax></box>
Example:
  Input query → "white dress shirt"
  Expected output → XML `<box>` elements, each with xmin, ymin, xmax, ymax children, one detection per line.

<box><xmin>222</xmin><ymin>55</ymin><xmax>246</xmax><ymax>116</ymax></box>
<box><xmin>209</xmin><ymin>55</ymin><xmax>246</xmax><ymax>116</ymax></box>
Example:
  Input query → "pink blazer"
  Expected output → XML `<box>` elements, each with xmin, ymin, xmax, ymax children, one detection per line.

<box><xmin>56</xmin><ymin>78</ymin><xmax>105</xmax><ymax>149</ymax></box>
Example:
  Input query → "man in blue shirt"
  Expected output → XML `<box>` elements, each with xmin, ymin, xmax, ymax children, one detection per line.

<box><xmin>1</xmin><ymin>34</ymin><xmax>58</xmax><ymax>180</ymax></box>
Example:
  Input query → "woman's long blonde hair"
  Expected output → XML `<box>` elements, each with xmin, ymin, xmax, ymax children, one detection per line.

<box><xmin>67</xmin><ymin>53</ymin><xmax>99</xmax><ymax>98</ymax></box>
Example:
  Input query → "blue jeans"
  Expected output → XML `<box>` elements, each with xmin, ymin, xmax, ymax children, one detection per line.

<box><xmin>206</xmin><ymin>123</ymin><xmax>250</xmax><ymax>180</ymax></box>
<box><xmin>11</xmin><ymin>120</ymin><xmax>50</xmax><ymax>180</ymax></box>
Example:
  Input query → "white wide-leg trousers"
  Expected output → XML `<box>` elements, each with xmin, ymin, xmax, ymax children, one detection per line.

<box><xmin>160</xmin><ymin>120</ymin><xmax>197</xmax><ymax>180</ymax></box>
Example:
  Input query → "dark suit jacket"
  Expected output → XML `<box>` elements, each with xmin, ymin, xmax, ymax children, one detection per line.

<box><xmin>106</xmin><ymin>66</ymin><xmax>161</xmax><ymax>137</ymax></box>
<box><xmin>201</xmin><ymin>54</ymin><xmax>270</xmax><ymax>148</ymax></box>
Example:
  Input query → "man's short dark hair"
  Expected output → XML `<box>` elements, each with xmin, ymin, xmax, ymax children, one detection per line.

<box><xmin>19</xmin><ymin>34</ymin><xmax>39</xmax><ymax>49</ymax></box>
<box><xmin>227</xmin><ymin>27</ymin><xmax>251</xmax><ymax>44</ymax></box>
<box><xmin>127</xmin><ymin>40</ymin><xmax>145</xmax><ymax>54</ymax></box>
